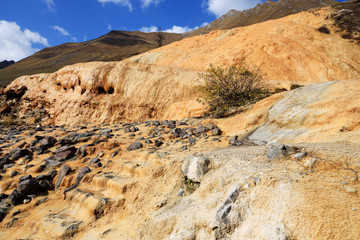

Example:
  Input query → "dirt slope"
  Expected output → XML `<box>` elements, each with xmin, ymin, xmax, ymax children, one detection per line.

<box><xmin>128</xmin><ymin>8</ymin><xmax>360</xmax><ymax>86</ymax></box>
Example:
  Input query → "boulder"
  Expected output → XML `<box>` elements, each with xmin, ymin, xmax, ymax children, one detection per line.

<box><xmin>0</xmin><ymin>208</ymin><xmax>6</xmax><ymax>222</ymax></box>
<box><xmin>39</xmin><ymin>136</ymin><xmax>57</xmax><ymax>149</ymax></box>
<box><xmin>8</xmin><ymin>190</ymin><xmax>25</xmax><ymax>205</ymax></box>
<box><xmin>194</xmin><ymin>125</ymin><xmax>209</xmax><ymax>135</ymax></box>
<box><xmin>229</xmin><ymin>136</ymin><xmax>242</xmax><ymax>146</ymax></box>
<box><xmin>17</xmin><ymin>178</ymin><xmax>43</xmax><ymax>195</ymax></box>
<box><xmin>180</xmin><ymin>155</ymin><xmax>210</xmax><ymax>182</ymax></box>
<box><xmin>266</xmin><ymin>142</ymin><xmax>291</xmax><ymax>160</ymax></box>
<box><xmin>212</xmin><ymin>128</ymin><xmax>222</xmax><ymax>136</ymax></box>
<box><xmin>127</xmin><ymin>142</ymin><xmax>143</xmax><ymax>151</ymax></box>
<box><xmin>10</xmin><ymin>148</ymin><xmax>33</xmax><ymax>161</ymax></box>
<box><xmin>154</xmin><ymin>140</ymin><xmax>164</xmax><ymax>147</ymax></box>
<box><xmin>54</xmin><ymin>146</ymin><xmax>77</xmax><ymax>161</ymax></box>
<box><xmin>39</xmin><ymin>180</ymin><xmax>54</xmax><ymax>191</ymax></box>
<box><xmin>88</xmin><ymin>158</ymin><xmax>100</xmax><ymax>166</ymax></box>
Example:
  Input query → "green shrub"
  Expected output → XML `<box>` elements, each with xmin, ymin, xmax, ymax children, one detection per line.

<box><xmin>197</xmin><ymin>62</ymin><xmax>270</xmax><ymax>117</ymax></box>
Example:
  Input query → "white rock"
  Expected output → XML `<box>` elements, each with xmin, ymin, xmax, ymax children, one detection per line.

<box><xmin>180</xmin><ymin>155</ymin><xmax>210</xmax><ymax>182</ymax></box>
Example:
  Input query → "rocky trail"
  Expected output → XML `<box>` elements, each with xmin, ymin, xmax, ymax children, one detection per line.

<box><xmin>0</xmin><ymin>118</ymin><xmax>358</xmax><ymax>239</ymax></box>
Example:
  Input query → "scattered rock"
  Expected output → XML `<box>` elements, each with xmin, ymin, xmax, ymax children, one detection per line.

<box><xmin>195</xmin><ymin>125</ymin><xmax>209</xmax><ymax>135</ymax></box>
<box><xmin>0</xmin><ymin>193</ymin><xmax>9</xmax><ymax>200</ymax></box>
<box><xmin>38</xmin><ymin>180</ymin><xmax>54</xmax><ymax>191</ymax></box>
<box><xmin>293</xmin><ymin>152</ymin><xmax>307</xmax><ymax>160</ymax></box>
<box><xmin>303</xmin><ymin>158</ymin><xmax>319</xmax><ymax>169</ymax></box>
<box><xmin>89</xmin><ymin>158</ymin><xmax>101</xmax><ymax>166</ymax></box>
<box><xmin>56</xmin><ymin>165</ymin><xmax>72</xmax><ymax>188</ymax></box>
<box><xmin>97</xmin><ymin>151</ymin><xmax>105</xmax><ymax>158</ymax></box>
<box><xmin>17</xmin><ymin>178</ymin><xmax>43</xmax><ymax>195</ymax></box>
<box><xmin>19</xmin><ymin>175</ymin><xmax>32</xmax><ymax>182</ymax></box>
<box><xmin>39</xmin><ymin>136</ymin><xmax>57</xmax><ymax>149</ymax></box>
<box><xmin>180</xmin><ymin>155</ymin><xmax>210</xmax><ymax>182</ymax></box>
<box><xmin>212</xmin><ymin>128</ymin><xmax>222</xmax><ymax>136</ymax></box>
<box><xmin>178</xmin><ymin>188</ymin><xmax>185</xmax><ymax>197</ymax></box>
<box><xmin>212</xmin><ymin>185</ymin><xmax>242</xmax><ymax>236</ymax></box>
<box><xmin>77</xmin><ymin>144</ymin><xmax>92</xmax><ymax>157</ymax></box>
<box><xmin>64</xmin><ymin>167</ymin><xmax>91</xmax><ymax>194</ymax></box>
<box><xmin>189</xmin><ymin>137</ymin><xmax>196</xmax><ymax>145</ymax></box>
<box><xmin>0</xmin><ymin>208</ymin><xmax>7</xmax><ymax>222</ymax></box>
<box><xmin>154</xmin><ymin>140</ymin><xmax>164</xmax><ymax>147</ymax></box>
<box><xmin>54</xmin><ymin>145</ymin><xmax>77</xmax><ymax>161</ymax></box>
<box><xmin>127</xmin><ymin>142</ymin><xmax>143</xmax><ymax>151</ymax></box>
<box><xmin>229</xmin><ymin>136</ymin><xmax>242</xmax><ymax>146</ymax></box>
<box><xmin>8</xmin><ymin>190</ymin><xmax>25</xmax><ymax>205</ymax></box>
<box><xmin>10</xmin><ymin>170</ymin><xmax>19</xmax><ymax>177</ymax></box>
<box><xmin>181</xmin><ymin>145</ymin><xmax>188</xmax><ymax>151</ymax></box>
<box><xmin>266</xmin><ymin>142</ymin><xmax>291</xmax><ymax>160</ymax></box>
<box><xmin>10</xmin><ymin>148</ymin><xmax>33</xmax><ymax>161</ymax></box>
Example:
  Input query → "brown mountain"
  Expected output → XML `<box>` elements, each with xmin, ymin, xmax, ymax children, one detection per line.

<box><xmin>0</xmin><ymin>60</ymin><xmax>15</xmax><ymax>70</ymax></box>
<box><xmin>0</xmin><ymin>31</ymin><xmax>181</xmax><ymax>86</ymax></box>
<box><xmin>186</xmin><ymin>0</ymin><xmax>337</xmax><ymax>37</ymax></box>
<box><xmin>0</xmin><ymin>0</ymin><xmax>345</xmax><ymax>86</ymax></box>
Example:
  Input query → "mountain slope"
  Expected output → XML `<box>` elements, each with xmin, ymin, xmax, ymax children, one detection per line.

<box><xmin>0</xmin><ymin>60</ymin><xmax>15</xmax><ymax>70</ymax></box>
<box><xmin>186</xmin><ymin>0</ymin><xmax>337</xmax><ymax>37</ymax></box>
<box><xmin>4</xmin><ymin>4</ymin><xmax>360</xmax><ymax>125</ymax></box>
<box><xmin>0</xmin><ymin>31</ymin><xmax>181</xmax><ymax>86</ymax></box>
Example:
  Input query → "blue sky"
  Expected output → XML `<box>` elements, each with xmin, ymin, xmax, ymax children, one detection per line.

<box><xmin>0</xmin><ymin>0</ymin><xmax>347</xmax><ymax>62</ymax></box>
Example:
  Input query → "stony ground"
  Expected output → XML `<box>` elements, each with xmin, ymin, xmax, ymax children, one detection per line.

<box><xmin>0</xmin><ymin>118</ymin><xmax>358</xmax><ymax>239</ymax></box>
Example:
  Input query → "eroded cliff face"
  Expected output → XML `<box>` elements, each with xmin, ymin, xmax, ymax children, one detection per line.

<box><xmin>5</xmin><ymin>61</ymin><xmax>203</xmax><ymax>125</ymax></box>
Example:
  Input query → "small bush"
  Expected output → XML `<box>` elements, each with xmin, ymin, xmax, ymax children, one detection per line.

<box><xmin>197</xmin><ymin>62</ymin><xmax>270</xmax><ymax>117</ymax></box>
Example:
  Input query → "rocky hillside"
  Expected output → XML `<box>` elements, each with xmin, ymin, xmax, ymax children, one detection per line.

<box><xmin>0</xmin><ymin>2</ymin><xmax>359</xmax><ymax>239</ymax></box>
<box><xmin>0</xmin><ymin>31</ymin><xmax>181</xmax><ymax>86</ymax></box>
<box><xmin>186</xmin><ymin>0</ymin><xmax>337</xmax><ymax>37</ymax></box>
<box><xmin>0</xmin><ymin>88</ymin><xmax>359</xmax><ymax>239</ymax></box>
<box><xmin>3</xmin><ymin>3</ymin><xmax>360</xmax><ymax>126</ymax></box>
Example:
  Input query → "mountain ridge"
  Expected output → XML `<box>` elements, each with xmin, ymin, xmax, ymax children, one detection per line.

<box><xmin>0</xmin><ymin>31</ymin><xmax>181</xmax><ymax>86</ymax></box>
<box><xmin>186</xmin><ymin>0</ymin><xmax>337</xmax><ymax>37</ymax></box>
<box><xmin>0</xmin><ymin>0</ymin><xmax>344</xmax><ymax>87</ymax></box>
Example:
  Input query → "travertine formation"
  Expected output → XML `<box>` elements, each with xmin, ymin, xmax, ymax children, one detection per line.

<box><xmin>4</xmin><ymin>6</ymin><xmax>360</xmax><ymax>125</ymax></box>
<box><xmin>0</xmin><ymin>4</ymin><xmax>359</xmax><ymax>240</ymax></box>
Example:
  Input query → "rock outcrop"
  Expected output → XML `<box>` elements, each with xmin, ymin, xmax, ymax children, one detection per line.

<box><xmin>4</xmin><ymin>6</ymin><xmax>360</xmax><ymax>125</ymax></box>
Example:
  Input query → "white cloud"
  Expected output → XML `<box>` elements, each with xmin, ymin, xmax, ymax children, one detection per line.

<box><xmin>43</xmin><ymin>0</ymin><xmax>56</xmax><ymax>12</ymax></box>
<box><xmin>205</xmin><ymin>0</ymin><xmax>262</xmax><ymax>17</ymax></box>
<box><xmin>140</xmin><ymin>22</ymin><xmax>209</xmax><ymax>34</ymax></box>
<box><xmin>140</xmin><ymin>25</ymin><xmax>158</xmax><ymax>33</ymax></box>
<box><xmin>83</xmin><ymin>35</ymin><xmax>88</xmax><ymax>41</ymax></box>
<box><xmin>107</xmin><ymin>24</ymin><xmax>112</xmax><ymax>30</ymax></box>
<box><xmin>164</xmin><ymin>26</ymin><xmax>194</xmax><ymax>34</ymax></box>
<box><xmin>52</xmin><ymin>26</ymin><xmax>77</xmax><ymax>42</ymax></box>
<box><xmin>98</xmin><ymin>0</ymin><xmax>164</xmax><ymax>11</ymax></box>
<box><xmin>0</xmin><ymin>20</ymin><xmax>49</xmax><ymax>61</ymax></box>
<box><xmin>52</xmin><ymin>26</ymin><xmax>70</xmax><ymax>36</ymax></box>
<box><xmin>201</xmin><ymin>22</ymin><xmax>209</xmax><ymax>27</ymax></box>
<box><xmin>140</xmin><ymin>0</ymin><xmax>163</xmax><ymax>8</ymax></box>
<box><xmin>97</xmin><ymin>0</ymin><xmax>133</xmax><ymax>11</ymax></box>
